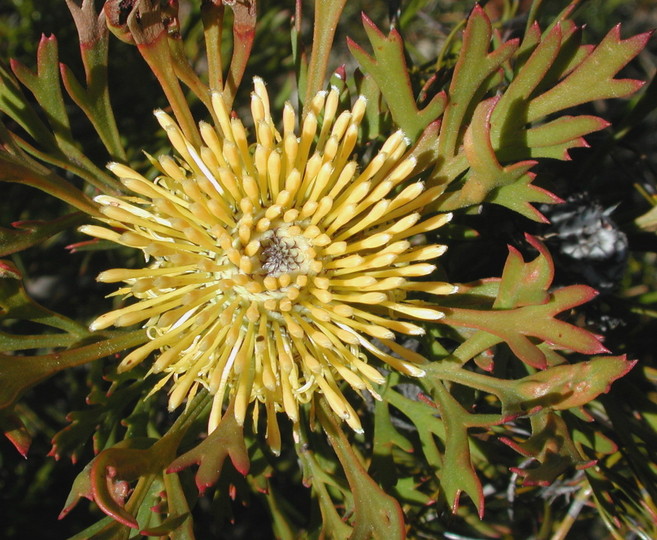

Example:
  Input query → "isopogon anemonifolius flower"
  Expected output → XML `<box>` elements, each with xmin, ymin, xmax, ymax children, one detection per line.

<box><xmin>81</xmin><ymin>78</ymin><xmax>455</xmax><ymax>450</ymax></box>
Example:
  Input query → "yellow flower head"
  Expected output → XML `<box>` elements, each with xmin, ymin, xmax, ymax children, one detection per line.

<box><xmin>82</xmin><ymin>78</ymin><xmax>454</xmax><ymax>448</ymax></box>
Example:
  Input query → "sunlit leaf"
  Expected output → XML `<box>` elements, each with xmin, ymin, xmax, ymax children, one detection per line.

<box><xmin>319</xmin><ymin>400</ymin><xmax>405</xmax><ymax>540</ymax></box>
<box><xmin>167</xmin><ymin>400</ymin><xmax>250</xmax><ymax>494</ymax></box>
<box><xmin>348</xmin><ymin>13</ymin><xmax>446</xmax><ymax>141</ymax></box>
<box><xmin>440</xmin><ymin>238</ymin><xmax>606</xmax><ymax>369</ymax></box>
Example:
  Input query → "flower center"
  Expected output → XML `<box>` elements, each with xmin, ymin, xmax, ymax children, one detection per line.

<box><xmin>259</xmin><ymin>226</ymin><xmax>312</xmax><ymax>278</ymax></box>
<box><xmin>218</xmin><ymin>212</ymin><xmax>326</xmax><ymax>311</ymax></box>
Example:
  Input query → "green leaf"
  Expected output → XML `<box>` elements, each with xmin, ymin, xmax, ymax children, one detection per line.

<box><xmin>348</xmin><ymin>13</ymin><xmax>446</xmax><ymax>141</ymax></box>
<box><xmin>67</xmin><ymin>516</ymin><xmax>130</xmax><ymax>540</ymax></box>
<box><xmin>0</xmin><ymin>259</ymin><xmax>89</xmax><ymax>337</ymax></box>
<box><xmin>488</xmin><ymin>21</ymin><xmax>647</xmax><ymax>167</ymax></box>
<box><xmin>497</xmin><ymin>115</ymin><xmax>610</xmax><ymax>161</ymax></box>
<box><xmin>0</xmin><ymin>60</ymin><xmax>59</xmax><ymax>148</ymax></box>
<box><xmin>494</xmin><ymin>235</ymin><xmax>553</xmax><ymax>308</ymax></box>
<box><xmin>167</xmin><ymin>400</ymin><xmax>250</xmax><ymax>493</ymax></box>
<box><xmin>0</xmin><ymin>330</ymin><xmax>77</xmax><ymax>350</ymax></box>
<box><xmin>304</xmin><ymin>0</ymin><xmax>347</xmax><ymax>107</ymax></box>
<box><xmin>527</xmin><ymin>25</ymin><xmax>649</xmax><ymax>122</ymax></box>
<box><xmin>438</xmin><ymin>97</ymin><xmax>560</xmax><ymax>220</ymax></box>
<box><xmin>0</xmin><ymin>120</ymin><xmax>100</xmax><ymax>215</ymax></box>
<box><xmin>438</xmin><ymin>236</ymin><xmax>607</xmax><ymax>369</ymax></box>
<box><xmin>435</xmin><ymin>4</ymin><xmax>518</xmax><ymax>162</ymax></box>
<box><xmin>501</xmin><ymin>411</ymin><xmax>594</xmax><ymax>485</ymax></box>
<box><xmin>426</xmin><ymin>354</ymin><xmax>634</xmax><ymax>421</ymax></box>
<box><xmin>318</xmin><ymin>400</ymin><xmax>406</xmax><ymax>540</ymax></box>
<box><xmin>511</xmin><ymin>356</ymin><xmax>636</xmax><ymax>411</ymax></box>
<box><xmin>69</xmin><ymin>393</ymin><xmax>210</xmax><ymax>529</ymax></box>
<box><xmin>0</xmin><ymin>213</ymin><xmax>86</xmax><ymax>257</ymax></box>
<box><xmin>569</xmin><ymin>412</ymin><xmax>618</xmax><ymax>456</ymax></box>
<box><xmin>89</xmin><ymin>440</ymin><xmax>161</xmax><ymax>529</ymax></box>
<box><xmin>355</xmin><ymin>72</ymin><xmax>385</xmax><ymax>140</ymax></box>
<box><xmin>490</xmin><ymin>23</ymin><xmax>564</xmax><ymax>146</ymax></box>
<box><xmin>295</xmin><ymin>427</ymin><xmax>353</xmax><ymax>539</ymax></box>
<box><xmin>155</xmin><ymin>472</ymin><xmax>195</xmax><ymax>539</ymax></box>
<box><xmin>0</xmin><ymin>407</ymin><xmax>31</xmax><ymax>457</ymax></box>
<box><xmin>0</xmin><ymin>329</ymin><xmax>148</xmax><ymax>411</ymax></box>
<box><xmin>370</xmin><ymin>383</ymin><xmax>413</xmax><ymax>490</ymax></box>
<box><xmin>59</xmin><ymin>460</ymin><xmax>95</xmax><ymax>521</ymax></box>
<box><xmin>393</xmin><ymin>476</ymin><xmax>433</xmax><ymax>507</ymax></box>
<box><xmin>426</xmin><ymin>381</ymin><xmax>486</xmax><ymax>517</ymax></box>
<box><xmin>7</xmin><ymin>36</ymin><xmax>119</xmax><ymax>192</ymax></box>
<box><xmin>426</xmin><ymin>13</ymin><xmax>647</xmax><ymax>220</ymax></box>
<box><xmin>50</xmin><ymin>370</ymin><xmax>151</xmax><ymax>462</ymax></box>
<box><xmin>61</xmin><ymin>0</ymin><xmax>126</xmax><ymax>161</ymax></box>
<box><xmin>10</xmin><ymin>35</ymin><xmax>73</xmax><ymax>143</ymax></box>
<box><xmin>385</xmin><ymin>380</ymin><xmax>446</xmax><ymax>469</ymax></box>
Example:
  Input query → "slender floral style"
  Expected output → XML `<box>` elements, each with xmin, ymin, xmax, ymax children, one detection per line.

<box><xmin>81</xmin><ymin>78</ymin><xmax>454</xmax><ymax>445</ymax></box>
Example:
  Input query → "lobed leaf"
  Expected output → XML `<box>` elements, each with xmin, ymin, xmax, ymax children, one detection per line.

<box><xmin>0</xmin><ymin>120</ymin><xmax>99</xmax><ymax>215</ymax></box>
<box><xmin>494</xmin><ymin>235</ymin><xmax>553</xmax><ymax>308</ymax></box>
<box><xmin>0</xmin><ymin>60</ymin><xmax>59</xmax><ymax>148</ymax></box>
<box><xmin>295</xmin><ymin>430</ymin><xmax>353</xmax><ymax>539</ymax></box>
<box><xmin>511</xmin><ymin>356</ymin><xmax>636</xmax><ymax>412</ymax></box>
<box><xmin>427</xmin><ymin>382</ymin><xmax>486</xmax><ymax>518</ymax></box>
<box><xmin>9</xmin><ymin>35</ymin><xmax>74</xmax><ymax>145</ymax></box>
<box><xmin>0</xmin><ymin>260</ymin><xmax>89</xmax><ymax>337</ymax></box>
<box><xmin>437</xmin><ymin>97</ymin><xmax>559</xmax><ymax>220</ymax></box>
<box><xmin>63</xmin><ymin>392</ymin><xmax>210</xmax><ymax>529</ymax></box>
<box><xmin>50</xmin><ymin>373</ymin><xmax>151</xmax><ymax>462</ymax></box>
<box><xmin>348</xmin><ymin>13</ymin><xmax>446</xmax><ymax>141</ymax></box>
<box><xmin>527</xmin><ymin>25</ymin><xmax>649</xmax><ymax>122</ymax></box>
<box><xmin>166</xmin><ymin>401</ymin><xmax>250</xmax><ymax>494</ymax></box>
<box><xmin>319</xmin><ymin>400</ymin><xmax>406</xmax><ymax>539</ymax></box>
<box><xmin>489</xmin><ymin>21</ymin><xmax>647</xmax><ymax>167</ymax></box>
<box><xmin>439</xmin><ymin>236</ymin><xmax>606</xmax><ymax>369</ymax></box>
<box><xmin>60</xmin><ymin>0</ymin><xmax>127</xmax><ymax>162</ymax></box>
<box><xmin>436</xmin><ymin>4</ymin><xmax>518</xmax><ymax>161</ymax></box>
<box><xmin>370</xmin><ymin>387</ymin><xmax>413</xmax><ymax>490</ymax></box>
<box><xmin>7</xmin><ymin>34</ymin><xmax>120</xmax><ymax>193</ymax></box>
<box><xmin>501</xmin><ymin>411</ymin><xmax>595</xmax><ymax>485</ymax></box>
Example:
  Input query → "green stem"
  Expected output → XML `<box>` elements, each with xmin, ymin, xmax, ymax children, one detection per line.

<box><xmin>167</xmin><ymin>34</ymin><xmax>215</xmax><ymax>116</ymax></box>
<box><xmin>156</xmin><ymin>390</ymin><xmax>213</xmax><ymax>453</ymax></box>
<box><xmin>202</xmin><ymin>2</ymin><xmax>225</xmax><ymax>93</ymax></box>
<box><xmin>304</xmin><ymin>0</ymin><xmax>347</xmax><ymax>108</ymax></box>
<box><xmin>0</xmin><ymin>329</ymin><xmax>148</xmax><ymax>410</ymax></box>
<box><xmin>130</xmin><ymin>19</ymin><xmax>202</xmax><ymax>147</ymax></box>
<box><xmin>13</xmin><ymin>133</ymin><xmax>122</xmax><ymax>195</ymax></box>
<box><xmin>434</xmin><ymin>17</ymin><xmax>467</xmax><ymax>72</ymax></box>
<box><xmin>424</xmin><ymin>362</ymin><xmax>512</xmax><ymax>400</ymax></box>
<box><xmin>524</xmin><ymin>0</ymin><xmax>544</xmax><ymax>35</ymax></box>
<box><xmin>223</xmin><ymin>0</ymin><xmax>257</xmax><ymax>108</ymax></box>
<box><xmin>0</xmin><ymin>155</ymin><xmax>100</xmax><ymax>217</ymax></box>
<box><xmin>292</xmin><ymin>0</ymin><xmax>308</xmax><ymax>110</ymax></box>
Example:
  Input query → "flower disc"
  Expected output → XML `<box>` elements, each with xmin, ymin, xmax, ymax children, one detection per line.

<box><xmin>82</xmin><ymin>78</ymin><xmax>454</xmax><ymax>445</ymax></box>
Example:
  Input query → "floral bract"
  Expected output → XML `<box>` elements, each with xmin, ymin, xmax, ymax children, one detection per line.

<box><xmin>81</xmin><ymin>78</ymin><xmax>454</xmax><ymax>444</ymax></box>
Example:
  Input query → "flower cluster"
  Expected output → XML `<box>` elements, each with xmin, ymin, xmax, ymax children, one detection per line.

<box><xmin>82</xmin><ymin>78</ymin><xmax>453</xmax><ymax>447</ymax></box>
